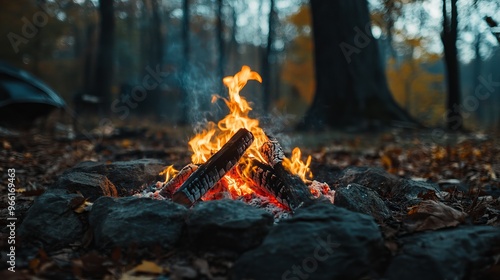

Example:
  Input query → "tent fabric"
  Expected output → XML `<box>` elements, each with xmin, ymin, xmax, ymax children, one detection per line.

<box><xmin>0</xmin><ymin>62</ymin><xmax>65</xmax><ymax>108</ymax></box>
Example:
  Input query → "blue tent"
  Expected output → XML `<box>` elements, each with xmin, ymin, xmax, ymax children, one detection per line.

<box><xmin>0</xmin><ymin>62</ymin><xmax>66</xmax><ymax>122</ymax></box>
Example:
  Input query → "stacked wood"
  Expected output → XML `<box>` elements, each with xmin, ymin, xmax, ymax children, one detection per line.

<box><xmin>260</xmin><ymin>136</ymin><xmax>284</xmax><ymax>167</ymax></box>
<box><xmin>172</xmin><ymin>128</ymin><xmax>254</xmax><ymax>206</ymax></box>
<box><xmin>254</xmin><ymin>137</ymin><xmax>316</xmax><ymax>211</ymax></box>
<box><xmin>247</xmin><ymin>160</ymin><xmax>313</xmax><ymax>211</ymax></box>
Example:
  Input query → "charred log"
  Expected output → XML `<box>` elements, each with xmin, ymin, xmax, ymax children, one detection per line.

<box><xmin>248</xmin><ymin>160</ymin><xmax>315</xmax><ymax>212</ymax></box>
<box><xmin>173</xmin><ymin>128</ymin><xmax>254</xmax><ymax>206</ymax></box>
<box><xmin>260</xmin><ymin>136</ymin><xmax>284</xmax><ymax>167</ymax></box>
<box><xmin>159</xmin><ymin>164</ymin><xmax>198</xmax><ymax>197</ymax></box>
<box><xmin>257</xmin><ymin>138</ymin><xmax>316</xmax><ymax>211</ymax></box>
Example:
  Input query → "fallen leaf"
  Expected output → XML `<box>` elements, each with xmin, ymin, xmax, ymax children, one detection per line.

<box><xmin>73</xmin><ymin>200</ymin><xmax>93</xmax><ymax>213</ymax></box>
<box><xmin>133</xmin><ymin>260</ymin><xmax>163</xmax><ymax>275</ymax></box>
<box><xmin>406</xmin><ymin>200</ymin><xmax>466</xmax><ymax>232</ymax></box>
<box><xmin>2</xmin><ymin>140</ymin><xmax>11</xmax><ymax>150</ymax></box>
<box><xmin>68</xmin><ymin>196</ymin><xmax>86</xmax><ymax>210</ymax></box>
<box><xmin>29</xmin><ymin>258</ymin><xmax>40</xmax><ymax>271</ymax></box>
<box><xmin>484</xmin><ymin>164</ymin><xmax>497</xmax><ymax>180</ymax></box>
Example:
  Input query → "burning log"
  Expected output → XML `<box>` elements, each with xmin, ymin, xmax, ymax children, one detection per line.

<box><xmin>159</xmin><ymin>164</ymin><xmax>198</xmax><ymax>197</ymax></box>
<box><xmin>255</xmin><ymin>138</ymin><xmax>316</xmax><ymax>211</ymax></box>
<box><xmin>248</xmin><ymin>160</ymin><xmax>313</xmax><ymax>211</ymax></box>
<box><xmin>260</xmin><ymin>136</ymin><xmax>285</xmax><ymax>167</ymax></box>
<box><xmin>173</xmin><ymin>128</ymin><xmax>254</xmax><ymax>206</ymax></box>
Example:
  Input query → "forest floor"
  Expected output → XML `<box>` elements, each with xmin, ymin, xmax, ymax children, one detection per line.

<box><xmin>1</xmin><ymin>122</ymin><xmax>499</xmax><ymax>278</ymax></box>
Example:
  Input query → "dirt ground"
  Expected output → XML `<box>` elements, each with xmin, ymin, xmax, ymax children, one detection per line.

<box><xmin>1</xmin><ymin>122</ymin><xmax>499</xmax><ymax>278</ymax></box>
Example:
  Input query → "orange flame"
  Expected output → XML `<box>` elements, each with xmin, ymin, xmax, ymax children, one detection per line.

<box><xmin>160</xmin><ymin>165</ymin><xmax>179</xmax><ymax>182</ymax></box>
<box><xmin>174</xmin><ymin>66</ymin><xmax>314</xmax><ymax>198</ymax></box>
<box><xmin>283</xmin><ymin>147</ymin><xmax>313</xmax><ymax>182</ymax></box>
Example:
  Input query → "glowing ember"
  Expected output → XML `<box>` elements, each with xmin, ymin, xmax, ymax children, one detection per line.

<box><xmin>162</xmin><ymin>65</ymin><xmax>320</xmax><ymax>205</ymax></box>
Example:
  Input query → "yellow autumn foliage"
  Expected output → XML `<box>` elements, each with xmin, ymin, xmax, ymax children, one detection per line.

<box><xmin>386</xmin><ymin>37</ymin><xmax>446</xmax><ymax>126</ymax></box>
<box><xmin>280</xmin><ymin>5</ymin><xmax>315</xmax><ymax>106</ymax></box>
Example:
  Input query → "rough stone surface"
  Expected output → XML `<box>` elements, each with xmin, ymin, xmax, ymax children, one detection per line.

<box><xmin>230</xmin><ymin>203</ymin><xmax>388</xmax><ymax>280</ymax></box>
<box><xmin>402</xmin><ymin>179</ymin><xmax>440</xmax><ymax>200</ymax></box>
<box><xmin>385</xmin><ymin>226</ymin><xmax>500</xmax><ymax>280</ymax></box>
<box><xmin>89</xmin><ymin>196</ymin><xmax>187</xmax><ymax>250</ymax></box>
<box><xmin>54</xmin><ymin>172</ymin><xmax>118</xmax><ymax>201</ymax></box>
<box><xmin>335</xmin><ymin>166</ymin><xmax>438</xmax><ymax>200</ymax></box>
<box><xmin>18</xmin><ymin>189</ymin><xmax>85</xmax><ymax>249</ymax></box>
<box><xmin>334</xmin><ymin>183</ymin><xmax>391</xmax><ymax>222</ymax></box>
<box><xmin>186</xmin><ymin>200</ymin><xmax>273</xmax><ymax>253</ymax></box>
<box><xmin>67</xmin><ymin>159</ymin><xmax>166</xmax><ymax>195</ymax></box>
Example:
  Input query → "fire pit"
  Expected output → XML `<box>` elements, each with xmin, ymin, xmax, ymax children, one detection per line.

<box><xmin>11</xmin><ymin>66</ymin><xmax>500</xmax><ymax>280</ymax></box>
<box><xmin>141</xmin><ymin>66</ymin><xmax>334</xmax><ymax>215</ymax></box>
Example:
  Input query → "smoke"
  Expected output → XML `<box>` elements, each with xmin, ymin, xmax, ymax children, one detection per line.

<box><xmin>260</xmin><ymin>108</ymin><xmax>299</xmax><ymax>151</ymax></box>
<box><xmin>175</xmin><ymin>62</ymin><xmax>223</xmax><ymax>130</ymax></box>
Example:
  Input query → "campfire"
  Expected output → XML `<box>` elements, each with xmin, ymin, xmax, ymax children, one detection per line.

<box><xmin>152</xmin><ymin>66</ymin><xmax>334</xmax><ymax>213</ymax></box>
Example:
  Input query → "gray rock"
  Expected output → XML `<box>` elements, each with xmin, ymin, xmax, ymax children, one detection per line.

<box><xmin>334</xmin><ymin>183</ymin><xmax>391</xmax><ymax>222</ymax></box>
<box><xmin>403</xmin><ymin>179</ymin><xmax>440</xmax><ymax>200</ymax></box>
<box><xmin>335</xmin><ymin>166</ymin><xmax>400</xmax><ymax>196</ymax></box>
<box><xmin>54</xmin><ymin>172</ymin><xmax>118</xmax><ymax>201</ymax></box>
<box><xmin>230</xmin><ymin>203</ymin><xmax>388</xmax><ymax>280</ymax></box>
<box><xmin>68</xmin><ymin>159</ymin><xmax>166</xmax><ymax>195</ymax></box>
<box><xmin>89</xmin><ymin>196</ymin><xmax>187</xmax><ymax>250</ymax></box>
<box><xmin>18</xmin><ymin>189</ymin><xmax>85</xmax><ymax>249</ymax></box>
<box><xmin>186</xmin><ymin>200</ymin><xmax>273</xmax><ymax>253</ymax></box>
<box><xmin>385</xmin><ymin>226</ymin><xmax>500</xmax><ymax>280</ymax></box>
<box><xmin>336</xmin><ymin>166</ymin><xmax>439</xmax><ymax>200</ymax></box>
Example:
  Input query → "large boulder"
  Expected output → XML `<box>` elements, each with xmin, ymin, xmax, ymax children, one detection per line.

<box><xmin>18</xmin><ymin>189</ymin><xmax>86</xmax><ymax>250</ymax></box>
<box><xmin>230</xmin><ymin>203</ymin><xmax>388</xmax><ymax>280</ymax></box>
<box><xmin>66</xmin><ymin>159</ymin><xmax>166</xmax><ymax>195</ymax></box>
<box><xmin>385</xmin><ymin>226</ymin><xmax>500</xmax><ymax>280</ymax></box>
<box><xmin>335</xmin><ymin>166</ymin><xmax>438</xmax><ymax>200</ymax></box>
<box><xmin>334</xmin><ymin>183</ymin><xmax>391</xmax><ymax>222</ymax></box>
<box><xmin>186</xmin><ymin>200</ymin><xmax>273</xmax><ymax>253</ymax></box>
<box><xmin>53</xmin><ymin>172</ymin><xmax>118</xmax><ymax>201</ymax></box>
<box><xmin>89</xmin><ymin>196</ymin><xmax>187</xmax><ymax>251</ymax></box>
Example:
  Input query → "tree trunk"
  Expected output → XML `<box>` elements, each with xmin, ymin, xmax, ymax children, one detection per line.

<box><xmin>150</xmin><ymin>0</ymin><xmax>163</xmax><ymax>72</ymax></box>
<box><xmin>83</xmin><ymin>24</ymin><xmax>96</xmax><ymax>94</ymax></box>
<box><xmin>148</xmin><ymin>0</ymin><xmax>164</xmax><ymax>116</ymax></box>
<box><xmin>94</xmin><ymin>0</ymin><xmax>115</xmax><ymax>113</ymax></box>
<box><xmin>301</xmin><ymin>0</ymin><xmax>415</xmax><ymax>130</ymax></box>
<box><xmin>230</xmin><ymin>3</ymin><xmax>238</xmax><ymax>70</ymax></box>
<box><xmin>473</xmin><ymin>31</ymin><xmax>484</xmax><ymax>127</ymax></box>
<box><xmin>261</xmin><ymin>0</ymin><xmax>275</xmax><ymax>114</ymax></box>
<box><xmin>442</xmin><ymin>0</ymin><xmax>462</xmax><ymax>130</ymax></box>
<box><xmin>180</xmin><ymin>0</ymin><xmax>191</xmax><ymax>123</ymax></box>
<box><xmin>217</xmin><ymin>0</ymin><xmax>225</xmax><ymax>94</ymax></box>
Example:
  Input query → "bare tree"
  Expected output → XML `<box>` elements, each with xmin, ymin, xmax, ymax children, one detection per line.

<box><xmin>180</xmin><ymin>0</ymin><xmax>191</xmax><ymax>123</ymax></box>
<box><xmin>217</xmin><ymin>0</ymin><xmax>225</xmax><ymax>93</ymax></box>
<box><xmin>94</xmin><ymin>0</ymin><xmax>115</xmax><ymax>112</ymax></box>
<box><xmin>441</xmin><ymin>0</ymin><xmax>462</xmax><ymax>130</ymax></box>
<box><xmin>300</xmin><ymin>0</ymin><xmax>415</xmax><ymax>130</ymax></box>
<box><xmin>261</xmin><ymin>0</ymin><xmax>276</xmax><ymax>113</ymax></box>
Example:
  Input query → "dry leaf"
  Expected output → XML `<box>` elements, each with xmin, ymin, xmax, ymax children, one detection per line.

<box><xmin>2</xmin><ymin>140</ymin><xmax>11</xmax><ymax>150</ymax></box>
<box><xmin>71</xmin><ymin>198</ymin><xmax>93</xmax><ymax>213</ymax></box>
<box><xmin>68</xmin><ymin>196</ymin><xmax>86</xmax><ymax>210</ymax></box>
<box><xmin>127</xmin><ymin>260</ymin><xmax>164</xmax><ymax>275</ymax></box>
<box><xmin>484</xmin><ymin>164</ymin><xmax>497</xmax><ymax>180</ymax></box>
<box><xmin>406</xmin><ymin>200</ymin><xmax>467</xmax><ymax>232</ymax></box>
<box><xmin>120</xmin><ymin>274</ymin><xmax>156</xmax><ymax>280</ymax></box>
<box><xmin>120</xmin><ymin>260</ymin><xmax>164</xmax><ymax>280</ymax></box>
<box><xmin>75</xmin><ymin>201</ymin><xmax>93</xmax><ymax>213</ymax></box>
